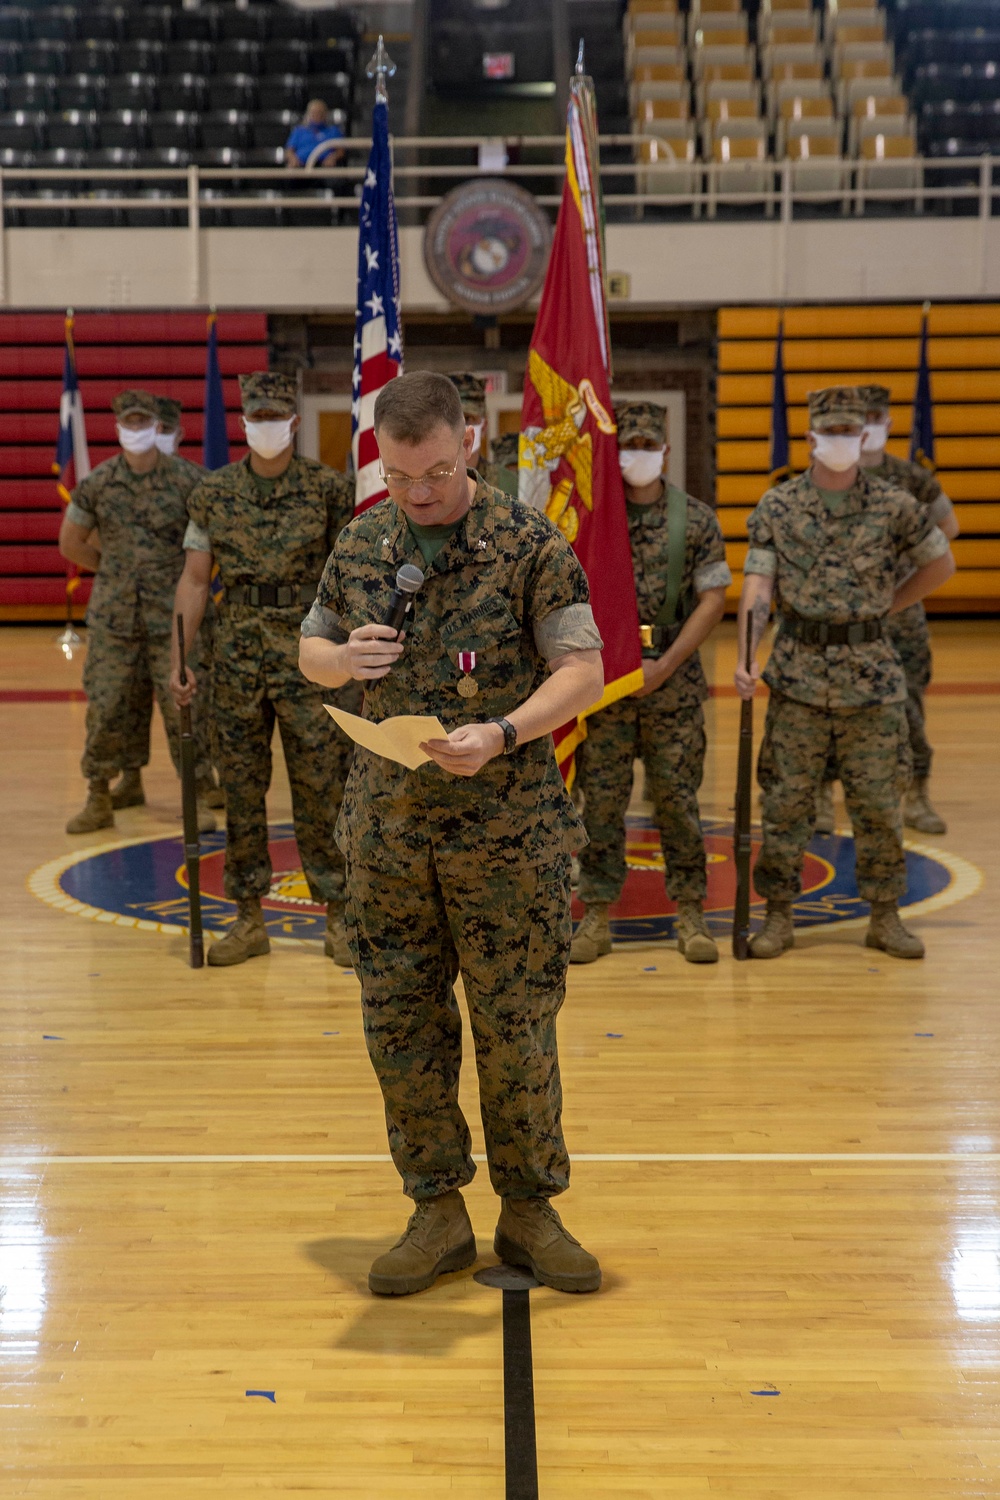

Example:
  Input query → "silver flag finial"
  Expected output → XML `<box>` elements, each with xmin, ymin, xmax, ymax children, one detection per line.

<box><xmin>366</xmin><ymin>34</ymin><xmax>397</xmax><ymax>104</ymax></box>
<box><xmin>575</xmin><ymin>39</ymin><xmax>585</xmax><ymax>74</ymax></box>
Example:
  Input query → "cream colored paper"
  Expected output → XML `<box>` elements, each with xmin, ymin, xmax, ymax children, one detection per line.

<box><xmin>324</xmin><ymin>705</ymin><xmax>448</xmax><ymax>770</ymax></box>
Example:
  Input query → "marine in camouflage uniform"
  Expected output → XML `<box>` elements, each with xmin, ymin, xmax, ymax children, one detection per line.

<box><xmin>110</xmin><ymin>395</ymin><xmax>218</xmax><ymax>809</ymax></box>
<box><xmin>300</xmin><ymin>370</ymin><xmax>605</xmax><ymax>1295</ymax></box>
<box><xmin>739</xmin><ymin>386</ymin><xmax>952</xmax><ymax>961</ymax></box>
<box><xmin>446</xmin><ymin>372</ymin><xmax>520</xmax><ymax>499</ymax></box>
<box><xmin>178</xmin><ymin>372</ymin><xmax>359</xmax><ymax>966</ymax></box>
<box><xmin>491</xmin><ymin>431</ymin><xmax>520</xmax><ymax>474</ymax></box>
<box><xmin>573</xmin><ymin>400</ymin><xmax>731</xmax><ymax>965</ymax></box>
<box><xmin>62</xmin><ymin>389</ymin><xmax>216</xmax><ymax>833</ymax></box>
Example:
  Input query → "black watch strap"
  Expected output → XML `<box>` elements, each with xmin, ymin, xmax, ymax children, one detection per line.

<box><xmin>488</xmin><ymin>717</ymin><xmax>518</xmax><ymax>754</ymax></box>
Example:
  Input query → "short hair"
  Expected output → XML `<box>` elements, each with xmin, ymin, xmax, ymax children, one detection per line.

<box><xmin>374</xmin><ymin>371</ymin><xmax>465</xmax><ymax>445</ymax></box>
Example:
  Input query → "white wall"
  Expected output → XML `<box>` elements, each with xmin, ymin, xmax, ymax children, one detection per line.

<box><xmin>1</xmin><ymin>216</ymin><xmax>997</xmax><ymax>310</ymax></box>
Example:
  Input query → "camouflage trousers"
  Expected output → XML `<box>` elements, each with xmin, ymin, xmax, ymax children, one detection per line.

<box><xmin>213</xmin><ymin>614</ymin><xmax>356</xmax><ymax>905</ymax></box>
<box><xmin>575</xmin><ymin>694</ymin><xmax>708</xmax><ymax>904</ymax></box>
<box><xmin>826</xmin><ymin>605</ymin><xmax>933</xmax><ymax>783</ymax></box>
<box><xmin>345</xmin><ymin>852</ymin><xmax>572</xmax><ymax>1202</ymax></box>
<box><xmin>116</xmin><ymin>609</ymin><xmax>219</xmax><ymax>773</ymax></box>
<box><xmin>81</xmin><ymin>620</ymin><xmax>213</xmax><ymax>787</ymax></box>
<box><xmin>757</xmin><ymin>693</ymin><xmax>911</xmax><ymax>904</ymax></box>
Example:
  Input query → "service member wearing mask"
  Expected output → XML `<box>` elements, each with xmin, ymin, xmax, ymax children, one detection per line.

<box><xmin>169</xmin><ymin>372</ymin><xmax>360</xmax><ymax>969</ymax></box>
<box><xmin>735</xmin><ymin>386</ymin><xmax>956</xmax><ymax>962</ymax></box>
<box><xmin>445</xmin><ymin>372</ymin><xmax>519</xmax><ymax>499</ymax></box>
<box><xmin>814</xmin><ymin>384</ymin><xmax>960</xmax><ymax>838</ymax></box>
<box><xmin>57</xmin><ymin>389</ymin><xmax>217</xmax><ymax>835</ymax></box>
<box><xmin>572</xmin><ymin>400</ymin><xmax>731</xmax><ymax>966</ymax></box>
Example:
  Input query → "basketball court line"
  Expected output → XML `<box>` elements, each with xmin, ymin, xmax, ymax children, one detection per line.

<box><xmin>2</xmin><ymin>1151</ymin><xmax>998</xmax><ymax>1166</ymax></box>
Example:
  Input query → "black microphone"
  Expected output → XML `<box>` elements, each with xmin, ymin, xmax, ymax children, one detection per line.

<box><xmin>383</xmin><ymin>563</ymin><xmax>424</xmax><ymax>638</ymax></box>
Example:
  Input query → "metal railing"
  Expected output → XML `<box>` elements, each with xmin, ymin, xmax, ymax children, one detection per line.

<box><xmin>0</xmin><ymin>136</ymin><xmax>994</xmax><ymax>300</ymax></box>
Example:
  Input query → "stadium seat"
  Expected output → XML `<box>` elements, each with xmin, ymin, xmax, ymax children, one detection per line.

<box><xmin>693</xmin><ymin>10</ymin><xmax>750</xmax><ymax>34</ymax></box>
<box><xmin>164</xmin><ymin>41</ymin><xmax>215</xmax><ymax>78</ymax></box>
<box><xmin>764</xmin><ymin>42</ymin><xmax>825</xmax><ymax>71</ymax></box>
<box><xmin>158</xmin><ymin>73</ymin><xmax>208</xmax><ymax>113</ymax></box>
<box><xmin>118</xmin><ymin>40</ymin><xmax>165</xmax><ymax>76</ymax></box>
<box><xmin>56</xmin><ymin>73</ymin><xmax>107</xmax><ymax>111</ymax></box>
<box><xmin>692</xmin><ymin>35</ymin><xmax>755</xmax><ymax>78</ymax></box>
<box><xmin>311</xmin><ymin>41</ymin><xmax>354</xmax><ymax>75</ymax></box>
<box><xmin>7</xmin><ymin>74</ymin><xmax>58</xmax><ymax>111</ymax></box>
<box><xmin>80</xmin><ymin>10</ymin><xmax>125</xmax><ymax>44</ymax></box>
<box><xmin>22</xmin><ymin>41</ymin><xmax>69</xmax><ymax>76</ymax></box>
<box><xmin>97</xmin><ymin>109</ymin><xmax>151</xmax><ymax>151</ymax></box>
<box><xmin>759</xmin><ymin>6</ymin><xmax>820</xmax><ymax>42</ymax></box>
<box><xmin>269</xmin><ymin>8</ymin><xmax>315</xmax><ymax>42</ymax></box>
<box><xmin>779</xmin><ymin>113</ymin><xmax>842</xmax><ymax>153</ymax></box>
<box><xmin>635</xmin><ymin>131</ymin><xmax>699</xmax><ymax>203</ymax></box>
<box><xmin>200</xmin><ymin>109</ymin><xmax>250</xmax><ymax>150</ymax></box>
<box><xmin>47</xmin><ymin>108</ymin><xmax>98</xmax><ymax>150</ymax></box>
<box><xmin>33</xmin><ymin>145</ymin><xmax>84</xmax><ymax>170</ymax></box>
<box><xmin>206</xmin><ymin>74</ymin><xmax>258</xmax><ymax>112</ymax></box>
<box><xmin>250</xmin><ymin>109</ymin><xmax>298</xmax><ymax>150</ymax></box>
<box><xmin>777</xmin><ymin>93</ymin><xmax>838</xmax><ymax>137</ymax></box>
<box><xmin>68</xmin><ymin>40</ymin><xmax>119</xmax><ymax>76</ymax></box>
<box><xmin>0</xmin><ymin>10</ymin><xmax>27</xmax><ymax>44</ymax></box>
<box><xmin>33</xmin><ymin>7</ymin><xmax>80</xmax><ymax>42</ymax></box>
<box><xmin>242</xmin><ymin>145</ymin><xmax>287</xmax><ymax>169</ymax></box>
<box><xmin>785</xmin><ymin>131</ymin><xmax>848</xmax><ymax>198</ymax></box>
<box><xmin>122</xmin><ymin>6</ymin><xmax>173</xmax><ymax>42</ymax></box>
<box><xmin>0</xmin><ymin>41</ymin><xmax>22</xmax><ymax>75</ymax></box>
<box><xmin>263</xmin><ymin>41</ymin><xmax>311</xmax><ymax>76</ymax></box>
<box><xmin>770</xmin><ymin>76</ymin><xmax>834</xmax><ymax>116</ymax></box>
<box><xmin>631</xmin><ymin>66</ymin><xmax>689</xmax><ymax>105</ymax></box>
<box><xmin>88</xmin><ymin>144</ymin><xmax>138</xmax><ymax>174</ymax></box>
<box><xmin>106</xmin><ymin>72</ymin><xmax>158</xmax><ymax>111</ymax></box>
<box><xmin>0</xmin><ymin>111</ymin><xmax>45</xmax><ymax>151</ymax></box>
<box><xmin>219</xmin><ymin>5</ymin><xmax>271</xmax><ymax>43</ymax></box>
<box><xmin>149</xmin><ymin>109</ymin><xmax>200</xmax><ymax>150</ymax></box>
<box><xmin>709</xmin><ymin>134</ymin><xmax>772</xmax><ymax>214</ymax></box>
<box><xmin>215</xmin><ymin>40</ymin><xmax>262</xmax><ymax>77</ymax></box>
<box><xmin>636</xmin><ymin>97</ymin><xmax>691</xmax><ymax>126</ymax></box>
<box><xmin>702</xmin><ymin>76</ymin><xmax>761</xmax><ymax>110</ymax></box>
<box><xmin>705</xmin><ymin>102</ymin><xmax>766</xmax><ymax>151</ymax></box>
<box><xmin>172</xmin><ymin>5</ymin><xmax>219</xmax><ymax>43</ymax></box>
<box><xmin>257</xmin><ymin>74</ymin><xmax>308</xmax><ymax>113</ymax></box>
<box><xmin>857</xmin><ymin>132</ymin><xmax>922</xmax><ymax>207</ymax></box>
<box><xmin>309</xmin><ymin>72</ymin><xmax>353</xmax><ymax>111</ymax></box>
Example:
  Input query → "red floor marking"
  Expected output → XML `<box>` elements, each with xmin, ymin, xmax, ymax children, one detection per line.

<box><xmin>0</xmin><ymin>689</ymin><xmax>86</xmax><ymax>702</ymax></box>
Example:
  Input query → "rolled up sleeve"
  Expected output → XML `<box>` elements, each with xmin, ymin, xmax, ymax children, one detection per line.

<box><xmin>906</xmin><ymin>522</ymin><xmax>950</xmax><ymax>571</ymax></box>
<box><xmin>65</xmin><ymin>499</ymin><xmax>96</xmax><ymax>530</ymax></box>
<box><xmin>300</xmin><ymin>600</ymin><xmax>349</xmax><ymax>642</ymax></box>
<box><xmin>533</xmin><ymin>601</ymin><xmax>603</xmax><ymax>660</ymax></box>
<box><xmin>183</xmin><ymin>519</ymin><xmax>212</xmax><ymax>553</ymax></box>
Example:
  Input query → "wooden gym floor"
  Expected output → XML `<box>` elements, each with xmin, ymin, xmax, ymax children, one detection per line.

<box><xmin>2</xmin><ymin>620</ymin><xmax>999</xmax><ymax>1498</ymax></box>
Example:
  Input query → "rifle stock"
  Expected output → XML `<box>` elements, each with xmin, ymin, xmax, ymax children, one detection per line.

<box><xmin>732</xmin><ymin>614</ymin><xmax>754</xmax><ymax>960</ymax></box>
<box><xmin>177</xmin><ymin>614</ymin><xmax>204</xmax><ymax>968</ymax></box>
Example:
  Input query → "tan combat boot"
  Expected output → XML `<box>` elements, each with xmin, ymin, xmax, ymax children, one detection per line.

<box><xmin>66</xmin><ymin>779</ymin><xmax>114</xmax><ymax>834</ymax></box>
<box><xmin>865</xmin><ymin>902</ymin><xmax>925</xmax><ymax>959</ymax></box>
<box><xmin>325</xmin><ymin>902</ymin><xmax>352</xmax><ymax>966</ymax></box>
<box><xmin>207</xmin><ymin>898</ymin><xmax>270</xmax><ymax>967</ymax></box>
<box><xmin>676</xmin><ymin>900</ymin><xmax>719</xmax><ymax>964</ymax></box>
<box><xmin>814</xmin><ymin>780</ymin><xmax>836</xmax><ymax>835</ymax></box>
<box><xmin>903</xmin><ymin>778</ymin><xmax>946</xmax><ymax>835</ymax></box>
<box><xmin>749</xmin><ymin>900</ymin><xmax>794</xmax><ymax>959</ymax></box>
<box><xmin>368</xmin><ymin>1190</ymin><xmax>477</xmax><ymax>1296</ymax></box>
<box><xmin>110</xmin><ymin>769</ymin><xmax>145</xmax><ymax>809</ymax></box>
<box><xmin>569</xmin><ymin>902</ymin><xmax>612</xmax><ymax>964</ymax></box>
<box><xmin>495</xmin><ymin>1197</ymin><xmax>601</xmax><ymax>1294</ymax></box>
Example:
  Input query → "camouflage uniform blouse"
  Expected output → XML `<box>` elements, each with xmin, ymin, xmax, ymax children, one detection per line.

<box><xmin>629</xmin><ymin>487</ymin><xmax>732</xmax><ymax>712</ymax></box>
<box><xmin>745</xmin><ymin>468</ymin><xmax>949</xmax><ymax>709</ymax></box>
<box><xmin>302</xmin><ymin>476</ymin><xmax>603</xmax><ymax>876</ymax></box>
<box><xmin>67</xmin><ymin>451</ymin><xmax>204</xmax><ymax>638</ymax></box>
<box><xmin>183</xmin><ymin>453</ymin><xmax>354</xmax><ymax>593</ymax></box>
<box><xmin>864</xmin><ymin>451</ymin><xmax>955</xmax><ymax>636</ymax></box>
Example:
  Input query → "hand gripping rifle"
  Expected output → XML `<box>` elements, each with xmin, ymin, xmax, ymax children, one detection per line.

<box><xmin>176</xmin><ymin>614</ymin><xmax>204</xmax><ymax>968</ymax></box>
<box><xmin>732</xmin><ymin>614</ymin><xmax>754</xmax><ymax>960</ymax></box>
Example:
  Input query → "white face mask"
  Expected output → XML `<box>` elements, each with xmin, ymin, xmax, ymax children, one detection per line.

<box><xmin>810</xmin><ymin>432</ymin><xmax>862</xmax><ymax>473</ymax></box>
<box><xmin>244</xmin><ymin>418</ymin><xmax>295</xmax><ymax>460</ymax></box>
<box><xmin>861</xmin><ymin>420</ymin><xmax>890</xmax><ymax>454</ymax></box>
<box><xmin>619</xmin><ymin>447</ymin><xmax>666</xmax><ymax>486</ymax></box>
<box><xmin>155</xmin><ymin>430</ymin><xmax>178</xmax><ymax>455</ymax></box>
<box><xmin>117</xmin><ymin>422</ymin><xmax>158</xmax><ymax>455</ymax></box>
<box><xmin>468</xmin><ymin>420</ymin><xmax>485</xmax><ymax>455</ymax></box>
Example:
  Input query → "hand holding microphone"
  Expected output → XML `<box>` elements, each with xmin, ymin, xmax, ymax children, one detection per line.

<box><xmin>341</xmin><ymin>564</ymin><xmax>425</xmax><ymax>681</ymax></box>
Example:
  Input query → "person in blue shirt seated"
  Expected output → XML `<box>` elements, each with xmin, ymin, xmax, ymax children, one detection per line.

<box><xmin>284</xmin><ymin>99</ymin><xmax>345</xmax><ymax>168</ymax></box>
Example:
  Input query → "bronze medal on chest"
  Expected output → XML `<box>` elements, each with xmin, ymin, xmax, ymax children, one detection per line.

<box><xmin>456</xmin><ymin>649</ymin><xmax>478</xmax><ymax>698</ymax></box>
<box><xmin>458</xmin><ymin>675</ymin><xmax>479</xmax><ymax>698</ymax></box>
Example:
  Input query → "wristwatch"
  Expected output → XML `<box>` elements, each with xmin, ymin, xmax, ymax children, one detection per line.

<box><xmin>488</xmin><ymin>717</ymin><xmax>518</xmax><ymax>755</ymax></box>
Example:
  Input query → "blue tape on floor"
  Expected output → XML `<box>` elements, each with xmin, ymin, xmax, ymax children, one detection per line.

<box><xmin>246</xmin><ymin>1390</ymin><xmax>275</xmax><ymax>1402</ymax></box>
<box><xmin>42</xmin><ymin>1035</ymin><xmax>63</xmax><ymax>1040</ymax></box>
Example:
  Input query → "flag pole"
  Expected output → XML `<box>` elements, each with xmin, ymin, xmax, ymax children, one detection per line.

<box><xmin>54</xmin><ymin>306</ymin><xmax>83</xmax><ymax>657</ymax></box>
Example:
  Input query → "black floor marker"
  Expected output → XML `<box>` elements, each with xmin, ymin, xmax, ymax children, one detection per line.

<box><xmin>474</xmin><ymin>1264</ymin><xmax>540</xmax><ymax>1500</ymax></box>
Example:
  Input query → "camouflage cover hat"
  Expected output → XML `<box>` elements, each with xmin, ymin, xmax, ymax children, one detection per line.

<box><xmin>806</xmin><ymin>386</ymin><xmax>867</xmax><ymax>431</ymax></box>
<box><xmin>112</xmin><ymin>388</ymin><xmax>159</xmax><ymax>421</ymax></box>
<box><xmin>238</xmin><ymin>371</ymin><xmax>298</xmax><ymax>416</ymax></box>
<box><xmin>491</xmin><ymin>432</ymin><xmax>520</xmax><ymax>471</ymax></box>
<box><xmin>857</xmin><ymin>383</ymin><xmax>892</xmax><ymax>415</ymax></box>
<box><xmin>614</xmin><ymin>399</ymin><xmax>667</xmax><ymax>447</ymax></box>
<box><xmin>155</xmin><ymin>396</ymin><xmax>183</xmax><ymax>429</ymax></box>
<box><xmin>447</xmin><ymin>372</ymin><xmax>487</xmax><ymax>418</ymax></box>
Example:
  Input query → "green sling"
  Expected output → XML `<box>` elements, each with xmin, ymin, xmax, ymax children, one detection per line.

<box><xmin>653</xmin><ymin>483</ymin><xmax>688</xmax><ymax>630</ymax></box>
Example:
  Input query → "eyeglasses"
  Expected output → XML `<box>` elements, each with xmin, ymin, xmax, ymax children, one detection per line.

<box><xmin>378</xmin><ymin>448</ymin><xmax>464</xmax><ymax>494</ymax></box>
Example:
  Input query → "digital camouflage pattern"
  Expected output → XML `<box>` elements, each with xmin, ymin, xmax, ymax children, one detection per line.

<box><xmin>865</xmin><ymin>450</ymin><xmax>950</xmax><ymax>778</ymax></box>
<box><xmin>346</xmin><ymin>854</ymin><xmax>572</xmax><ymax>1200</ymax></box>
<box><xmin>626</xmin><ymin>488</ymin><xmax>731</xmax><ymax>713</ymax></box>
<box><xmin>756</xmin><ymin>694</ymin><xmax>911</xmax><ymax>902</ymax></box>
<box><xmin>857</xmin><ymin>383</ymin><xmax>892</xmax><ymax>413</ymax></box>
<box><xmin>238</xmin><ymin>371</ymin><xmax>297</xmax><ymax>416</ymax></box>
<box><xmin>308</xmin><ymin>476</ymin><xmax>595</xmax><ymax>1201</ymax></box>
<box><xmin>446</xmin><ymin>372</ymin><xmax>487</xmax><ymax>418</ymax></box>
<box><xmin>576</xmin><ymin>701</ymin><xmax>708</xmax><ymax>904</ymax></box>
<box><xmin>112</xmin><ymin>388</ymin><xmax>158</xmax><ymax>420</ymax></box>
<box><xmin>745</xmin><ymin>467</ymin><xmax>948</xmax><ymax>709</ymax></box>
<box><xmin>615</xmin><ymin>399</ymin><xmax>667</xmax><ymax>446</ymax></box>
<box><xmin>187</xmin><ymin>453</ymin><xmax>358</xmax><ymax>902</ymax></box>
<box><xmin>69</xmin><ymin>451</ymin><xmax>213</xmax><ymax>783</ymax></box>
<box><xmin>491</xmin><ymin>432</ymin><xmax>519</xmax><ymax>471</ymax></box>
<box><xmin>155</xmin><ymin>396</ymin><xmax>183</xmax><ymax>430</ymax></box>
<box><xmin>574</xmin><ymin>482</ymin><xmax>728</xmax><ymax>904</ymax></box>
<box><xmin>806</xmin><ymin>386</ymin><xmax>867</xmax><ymax>430</ymax></box>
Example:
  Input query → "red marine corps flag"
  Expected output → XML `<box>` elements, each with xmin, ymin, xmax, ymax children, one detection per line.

<box><xmin>519</xmin><ymin>67</ymin><xmax>642</xmax><ymax>781</ymax></box>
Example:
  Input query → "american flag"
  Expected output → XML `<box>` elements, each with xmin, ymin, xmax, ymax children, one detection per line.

<box><xmin>53</xmin><ymin>311</ymin><xmax>91</xmax><ymax>609</ymax></box>
<box><xmin>351</xmin><ymin>97</ymin><xmax>402</xmax><ymax>512</ymax></box>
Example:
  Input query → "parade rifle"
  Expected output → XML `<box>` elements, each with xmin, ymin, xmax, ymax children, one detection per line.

<box><xmin>176</xmin><ymin>614</ymin><xmax>204</xmax><ymax>969</ymax></box>
<box><xmin>732</xmin><ymin>613</ymin><xmax>754</xmax><ymax>960</ymax></box>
